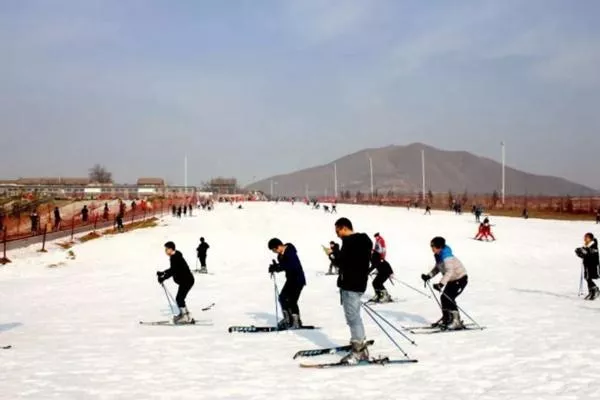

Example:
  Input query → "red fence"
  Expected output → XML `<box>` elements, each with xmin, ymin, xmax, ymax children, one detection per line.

<box><xmin>0</xmin><ymin>198</ymin><xmax>195</xmax><ymax>265</ymax></box>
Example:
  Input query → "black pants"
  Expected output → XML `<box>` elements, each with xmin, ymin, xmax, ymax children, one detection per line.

<box><xmin>199</xmin><ymin>254</ymin><xmax>207</xmax><ymax>267</ymax></box>
<box><xmin>586</xmin><ymin>278</ymin><xmax>597</xmax><ymax>291</ymax></box>
<box><xmin>176</xmin><ymin>278</ymin><xmax>195</xmax><ymax>308</ymax></box>
<box><xmin>279</xmin><ymin>282</ymin><xmax>303</xmax><ymax>315</ymax></box>
<box><xmin>441</xmin><ymin>276</ymin><xmax>468</xmax><ymax>311</ymax></box>
<box><xmin>372</xmin><ymin>273</ymin><xmax>391</xmax><ymax>291</ymax></box>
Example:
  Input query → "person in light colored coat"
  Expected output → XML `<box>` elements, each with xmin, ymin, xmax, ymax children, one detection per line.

<box><xmin>422</xmin><ymin>237</ymin><xmax>469</xmax><ymax>330</ymax></box>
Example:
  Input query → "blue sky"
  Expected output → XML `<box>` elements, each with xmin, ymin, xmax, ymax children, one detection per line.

<box><xmin>1</xmin><ymin>0</ymin><xmax>599</xmax><ymax>188</ymax></box>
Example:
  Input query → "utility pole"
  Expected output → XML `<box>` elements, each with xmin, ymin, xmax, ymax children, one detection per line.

<box><xmin>369</xmin><ymin>156</ymin><xmax>374</xmax><ymax>198</ymax></box>
<box><xmin>421</xmin><ymin>149</ymin><xmax>426</xmax><ymax>202</ymax></box>
<box><xmin>501</xmin><ymin>141</ymin><xmax>506</xmax><ymax>205</ymax></box>
<box><xmin>184</xmin><ymin>154</ymin><xmax>188</xmax><ymax>194</ymax></box>
<box><xmin>334</xmin><ymin>163</ymin><xmax>338</xmax><ymax>198</ymax></box>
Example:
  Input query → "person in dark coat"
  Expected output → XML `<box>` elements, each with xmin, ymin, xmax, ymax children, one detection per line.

<box><xmin>330</xmin><ymin>217</ymin><xmax>373</xmax><ymax>364</ymax></box>
<box><xmin>368</xmin><ymin>257</ymin><xmax>394</xmax><ymax>303</ymax></box>
<box><xmin>81</xmin><ymin>205</ymin><xmax>89</xmax><ymax>223</ymax></box>
<box><xmin>268</xmin><ymin>238</ymin><xmax>306</xmax><ymax>329</ymax></box>
<box><xmin>103</xmin><ymin>203</ymin><xmax>109</xmax><ymax>221</ymax></box>
<box><xmin>575</xmin><ymin>233</ymin><xmax>600</xmax><ymax>300</ymax></box>
<box><xmin>327</xmin><ymin>241</ymin><xmax>340</xmax><ymax>275</ymax></box>
<box><xmin>53</xmin><ymin>207</ymin><xmax>61</xmax><ymax>231</ymax></box>
<box><xmin>158</xmin><ymin>242</ymin><xmax>195</xmax><ymax>323</ymax></box>
<box><xmin>196</xmin><ymin>237</ymin><xmax>210</xmax><ymax>273</ymax></box>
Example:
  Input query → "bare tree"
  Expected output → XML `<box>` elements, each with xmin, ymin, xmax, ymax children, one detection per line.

<box><xmin>89</xmin><ymin>164</ymin><xmax>113</xmax><ymax>183</ymax></box>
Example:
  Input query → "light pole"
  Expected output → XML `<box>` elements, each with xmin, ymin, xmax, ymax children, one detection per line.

<box><xmin>270</xmin><ymin>180</ymin><xmax>278</xmax><ymax>198</ymax></box>
<box><xmin>421</xmin><ymin>149</ymin><xmax>426</xmax><ymax>202</ymax></box>
<box><xmin>369</xmin><ymin>156</ymin><xmax>374</xmax><ymax>198</ymax></box>
<box><xmin>501</xmin><ymin>141</ymin><xmax>506</xmax><ymax>205</ymax></box>
<box><xmin>184</xmin><ymin>154</ymin><xmax>188</xmax><ymax>194</ymax></box>
<box><xmin>334</xmin><ymin>163</ymin><xmax>338</xmax><ymax>198</ymax></box>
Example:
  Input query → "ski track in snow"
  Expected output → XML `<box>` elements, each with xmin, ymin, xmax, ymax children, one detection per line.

<box><xmin>1</xmin><ymin>203</ymin><xmax>599</xmax><ymax>399</ymax></box>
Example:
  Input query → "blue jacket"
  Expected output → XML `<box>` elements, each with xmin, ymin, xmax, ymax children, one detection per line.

<box><xmin>434</xmin><ymin>245</ymin><xmax>453</xmax><ymax>264</ymax></box>
<box><xmin>274</xmin><ymin>243</ymin><xmax>306</xmax><ymax>286</ymax></box>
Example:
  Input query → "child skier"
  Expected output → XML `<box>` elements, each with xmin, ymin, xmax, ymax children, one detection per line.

<box><xmin>372</xmin><ymin>232</ymin><xmax>387</xmax><ymax>264</ymax></box>
<box><xmin>421</xmin><ymin>237</ymin><xmax>468</xmax><ymax>330</ymax></box>
<box><xmin>475</xmin><ymin>217</ymin><xmax>495</xmax><ymax>241</ymax></box>
<box><xmin>268</xmin><ymin>238</ymin><xmax>307</xmax><ymax>329</ymax></box>
<box><xmin>575</xmin><ymin>233</ymin><xmax>600</xmax><ymax>300</ymax></box>
<box><xmin>157</xmin><ymin>242</ymin><xmax>195</xmax><ymax>323</ymax></box>
<box><xmin>196</xmin><ymin>237</ymin><xmax>210</xmax><ymax>273</ymax></box>
<box><xmin>368</xmin><ymin>256</ymin><xmax>394</xmax><ymax>303</ymax></box>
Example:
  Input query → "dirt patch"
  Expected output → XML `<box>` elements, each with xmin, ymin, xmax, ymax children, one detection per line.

<box><xmin>47</xmin><ymin>262</ymin><xmax>67</xmax><ymax>268</ymax></box>
<box><xmin>79</xmin><ymin>231</ymin><xmax>102</xmax><ymax>243</ymax></box>
<box><xmin>103</xmin><ymin>217</ymin><xmax>159</xmax><ymax>235</ymax></box>
<box><xmin>57</xmin><ymin>241</ymin><xmax>74</xmax><ymax>250</ymax></box>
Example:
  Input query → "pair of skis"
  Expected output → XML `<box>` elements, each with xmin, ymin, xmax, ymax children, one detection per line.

<box><xmin>405</xmin><ymin>323</ymin><xmax>486</xmax><ymax>335</ymax></box>
<box><xmin>139</xmin><ymin>302</ymin><xmax>215</xmax><ymax>326</ymax></box>
<box><xmin>294</xmin><ymin>340</ymin><xmax>418</xmax><ymax>368</ymax></box>
<box><xmin>1</xmin><ymin>345</ymin><xmax>11</xmax><ymax>350</ymax></box>
<box><xmin>228</xmin><ymin>325</ymin><xmax>319</xmax><ymax>333</ymax></box>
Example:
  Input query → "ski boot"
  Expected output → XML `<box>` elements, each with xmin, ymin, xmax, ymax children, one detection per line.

<box><xmin>340</xmin><ymin>339</ymin><xmax>371</xmax><ymax>365</ymax></box>
<box><xmin>431</xmin><ymin>310</ymin><xmax>449</xmax><ymax>328</ymax></box>
<box><xmin>368</xmin><ymin>290</ymin><xmax>382</xmax><ymax>303</ymax></box>
<box><xmin>277</xmin><ymin>310</ymin><xmax>291</xmax><ymax>330</ymax></box>
<box><xmin>379</xmin><ymin>290</ymin><xmax>392</xmax><ymax>303</ymax></box>
<box><xmin>173</xmin><ymin>307</ymin><xmax>193</xmax><ymax>324</ymax></box>
<box><xmin>445</xmin><ymin>311</ymin><xmax>465</xmax><ymax>330</ymax></box>
<box><xmin>588</xmin><ymin>287</ymin><xmax>600</xmax><ymax>301</ymax></box>
<box><xmin>290</xmin><ymin>314</ymin><xmax>302</xmax><ymax>329</ymax></box>
<box><xmin>199</xmin><ymin>267</ymin><xmax>208</xmax><ymax>274</ymax></box>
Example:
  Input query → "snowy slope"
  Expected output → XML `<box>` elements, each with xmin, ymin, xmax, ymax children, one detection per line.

<box><xmin>1</xmin><ymin>202</ymin><xmax>599</xmax><ymax>400</ymax></box>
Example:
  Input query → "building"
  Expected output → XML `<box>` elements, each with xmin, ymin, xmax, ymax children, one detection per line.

<box><xmin>208</xmin><ymin>178</ymin><xmax>238</xmax><ymax>194</ymax></box>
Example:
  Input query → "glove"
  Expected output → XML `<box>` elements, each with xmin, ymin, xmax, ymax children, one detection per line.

<box><xmin>421</xmin><ymin>274</ymin><xmax>430</xmax><ymax>282</ymax></box>
<box><xmin>156</xmin><ymin>271</ymin><xmax>166</xmax><ymax>284</ymax></box>
<box><xmin>268</xmin><ymin>264</ymin><xmax>277</xmax><ymax>274</ymax></box>
<box><xmin>433</xmin><ymin>283</ymin><xmax>444</xmax><ymax>292</ymax></box>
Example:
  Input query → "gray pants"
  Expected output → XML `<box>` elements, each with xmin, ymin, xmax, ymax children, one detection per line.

<box><xmin>341</xmin><ymin>290</ymin><xmax>365</xmax><ymax>342</ymax></box>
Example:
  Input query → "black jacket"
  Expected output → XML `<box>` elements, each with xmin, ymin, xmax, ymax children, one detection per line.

<box><xmin>163</xmin><ymin>251</ymin><xmax>194</xmax><ymax>285</ymax></box>
<box><xmin>272</xmin><ymin>243</ymin><xmax>306</xmax><ymax>286</ymax></box>
<box><xmin>576</xmin><ymin>239</ymin><xmax>600</xmax><ymax>280</ymax></box>
<box><xmin>197</xmin><ymin>242</ymin><xmax>210</xmax><ymax>257</ymax></box>
<box><xmin>337</xmin><ymin>233</ymin><xmax>373</xmax><ymax>292</ymax></box>
<box><xmin>369</xmin><ymin>259</ymin><xmax>394</xmax><ymax>277</ymax></box>
<box><xmin>328</xmin><ymin>243</ymin><xmax>341</xmax><ymax>266</ymax></box>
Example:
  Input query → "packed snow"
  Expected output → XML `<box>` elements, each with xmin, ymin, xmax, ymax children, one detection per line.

<box><xmin>1</xmin><ymin>202</ymin><xmax>599</xmax><ymax>399</ymax></box>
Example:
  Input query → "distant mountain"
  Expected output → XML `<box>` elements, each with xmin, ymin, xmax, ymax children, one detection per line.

<box><xmin>246</xmin><ymin>143</ymin><xmax>597</xmax><ymax>197</ymax></box>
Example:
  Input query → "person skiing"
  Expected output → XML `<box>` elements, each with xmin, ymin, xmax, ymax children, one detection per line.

<box><xmin>368</xmin><ymin>256</ymin><xmax>394</xmax><ymax>303</ymax></box>
<box><xmin>475</xmin><ymin>217</ymin><xmax>495</xmax><ymax>241</ymax></box>
<box><xmin>474</xmin><ymin>206</ymin><xmax>482</xmax><ymax>222</ymax></box>
<box><xmin>421</xmin><ymin>237</ymin><xmax>468</xmax><ymax>330</ymax></box>
<box><xmin>81</xmin><ymin>205</ymin><xmax>89</xmax><ymax>223</ymax></box>
<box><xmin>575</xmin><ymin>233</ymin><xmax>599</xmax><ymax>300</ymax></box>
<box><xmin>372</xmin><ymin>232</ymin><xmax>386</xmax><ymax>264</ymax></box>
<box><xmin>196</xmin><ymin>237</ymin><xmax>210</xmax><ymax>273</ymax></box>
<box><xmin>424</xmin><ymin>205</ymin><xmax>432</xmax><ymax>215</ymax></box>
<box><xmin>268</xmin><ymin>238</ymin><xmax>307</xmax><ymax>329</ymax></box>
<box><xmin>157</xmin><ymin>241</ymin><xmax>195</xmax><ymax>323</ymax></box>
<box><xmin>326</xmin><ymin>241</ymin><xmax>340</xmax><ymax>275</ymax></box>
<box><xmin>596</xmin><ymin>209</ymin><xmax>600</xmax><ymax>224</ymax></box>
<box><xmin>332</xmin><ymin>217</ymin><xmax>373</xmax><ymax>364</ymax></box>
<box><xmin>103</xmin><ymin>203</ymin><xmax>110</xmax><ymax>221</ymax></box>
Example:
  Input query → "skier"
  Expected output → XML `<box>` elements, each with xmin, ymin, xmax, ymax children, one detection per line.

<box><xmin>103</xmin><ymin>203</ymin><xmax>109</xmax><ymax>221</ymax></box>
<box><xmin>475</xmin><ymin>217</ymin><xmax>495</xmax><ymax>241</ymax></box>
<box><xmin>474</xmin><ymin>206</ymin><xmax>482</xmax><ymax>222</ymax></box>
<box><xmin>331</xmin><ymin>204</ymin><xmax>337</xmax><ymax>213</ymax></box>
<box><xmin>596</xmin><ymin>209</ymin><xmax>600</xmax><ymax>224</ymax></box>
<box><xmin>575</xmin><ymin>233</ymin><xmax>599</xmax><ymax>300</ymax></box>
<box><xmin>268</xmin><ymin>238</ymin><xmax>307</xmax><ymax>329</ymax></box>
<box><xmin>424</xmin><ymin>205</ymin><xmax>432</xmax><ymax>215</ymax></box>
<box><xmin>333</xmin><ymin>217</ymin><xmax>373</xmax><ymax>364</ymax></box>
<box><xmin>368</xmin><ymin>256</ymin><xmax>394</xmax><ymax>303</ymax></box>
<box><xmin>326</xmin><ymin>241</ymin><xmax>340</xmax><ymax>275</ymax></box>
<box><xmin>421</xmin><ymin>237</ymin><xmax>468</xmax><ymax>330</ymax></box>
<box><xmin>157</xmin><ymin>241</ymin><xmax>195</xmax><ymax>323</ymax></box>
<box><xmin>115</xmin><ymin>211</ymin><xmax>124</xmax><ymax>232</ymax></box>
<box><xmin>372</xmin><ymin>232</ymin><xmax>386</xmax><ymax>264</ymax></box>
<box><xmin>171</xmin><ymin>205</ymin><xmax>177</xmax><ymax>217</ymax></box>
<box><xmin>30</xmin><ymin>211</ymin><xmax>39</xmax><ymax>234</ymax></box>
<box><xmin>183</xmin><ymin>205</ymin><xmax>187</xmax><ymax>216</ymax></box>
<box><xmin>177</xmin><ymin>206</ymin><xmax>182</xmax><ymax>218</ymax></box>
<box><xmin>196</xmin><ymin>237</ymin><xmax>210</xmax><ymax>273</ymax></box>
<box><xmin>53</xmin><ymin>207</ymin><xmax>61</xmax><ymax>231</ymax></box>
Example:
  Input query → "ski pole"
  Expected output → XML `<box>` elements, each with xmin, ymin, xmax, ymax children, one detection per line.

<box><xmin>579</xmin><ymin>264</ymin><xmax>585</xmax><ymax>297</ymax></box>
<box><xmin>362</xmin><ymin>302</ymin><xmax>416</xmax><ymax>346</ymax></box>
<box><xmin>392</xmin><ymin>277</ymin><xmax>432</xmax><ymax>299</ymax></box>
<box><xmin>362</xmin><ymin>304</ymin><xmax>412</xmax><ymax>359</ymax></box>
<box><xmin>437</xmin><ymin>287</ymin><xmax>484</xmax><ymax>330</ymax></box>
<box><xmin>426</xmin><ymin>281</ymin><xmax>444</xmax><ymax>312</ymax></box>
<box><xmin>161</xmin><ymin>283</ymin><xmax>177</xmax><ymax>315</ymax></box>
<box><xmin>271</xmin><ymin>273</ymin><xmax>280</xmax><ymax>327</ymax></box>
<box><xmin>164</xmin><ymin>285</ymin><xmax>177</xmax><ymax>306</ymax></box>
